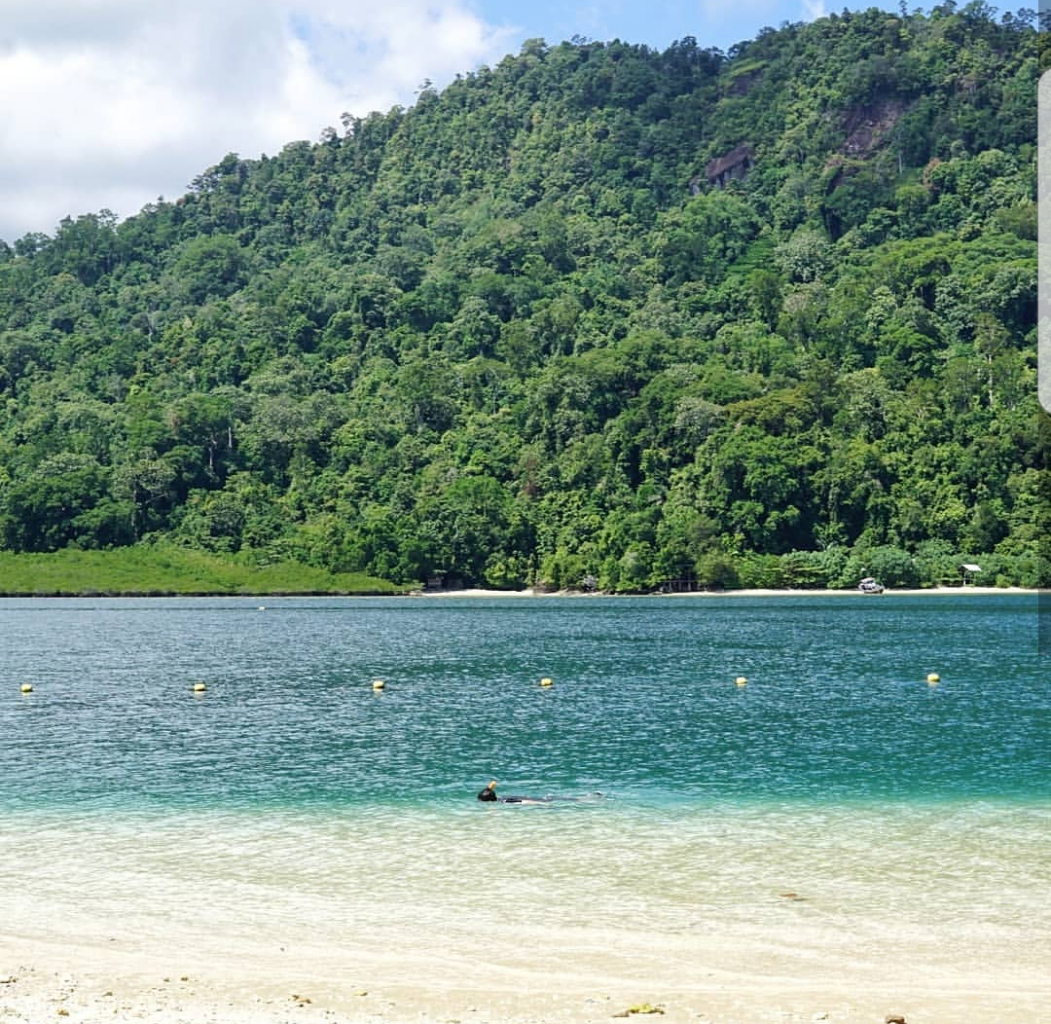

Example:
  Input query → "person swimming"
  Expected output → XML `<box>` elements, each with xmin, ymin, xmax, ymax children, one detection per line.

<box><xmin>477</xmin><ymin>780</ymin><xmax>549</xmax><ymax>803</ymax></box>
<box><xmin>477</xmin><ymin>781</ymin><xmax>602</xmax><ymax>804</ymax></box>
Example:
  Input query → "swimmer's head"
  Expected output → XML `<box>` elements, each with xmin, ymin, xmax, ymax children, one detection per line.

<box><xmin>487</xmin><ymin>780</ymin><xmax>497</xmax><ymax>790</ymax></box>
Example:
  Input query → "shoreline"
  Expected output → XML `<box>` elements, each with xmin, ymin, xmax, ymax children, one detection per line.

<box><xmin>418</xmin><ymin>585</ymin><xmax>1037</xmax><ymax>598</ymax></box>
<box><xmin>0</xmin><ymin>585</ymin><xmax>1036</xmax><ymax>600</ymax></box>
<box><xmin>5</xmin><ymin>802</ymin><xmax>1049</xmax><ymax>1024</ymax></box>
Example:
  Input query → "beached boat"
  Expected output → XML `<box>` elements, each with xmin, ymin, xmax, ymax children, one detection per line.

<box><xmin>858</xmin><ymin>577</ymin><xmax>885</xmax><ymax>594</ymax></box>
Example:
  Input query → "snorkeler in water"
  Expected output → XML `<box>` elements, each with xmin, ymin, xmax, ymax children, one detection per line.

<box><xmin>477</xmin><ymin>780</ymin><xmax>548</xmax><ymax>803</ymax></box>
<box><xmin>476</xmin><ymin>781</ymin><xmax>603</xmax><ymax>804</ymax></box>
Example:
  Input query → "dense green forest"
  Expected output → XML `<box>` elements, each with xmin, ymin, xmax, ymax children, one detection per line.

<box><xmin>1</xmin><ymin>3</ymin><xmax>1047</xmax><ymax>592</ymax></box>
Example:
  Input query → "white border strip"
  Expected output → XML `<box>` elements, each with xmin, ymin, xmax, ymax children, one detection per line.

<box><xmin>1039</xmin><ymin>70</ymin><xmax>1051</xmax><ymax>412</ymax></box>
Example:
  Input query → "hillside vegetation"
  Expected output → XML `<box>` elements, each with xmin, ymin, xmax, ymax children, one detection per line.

<box><xmin>1</xmin><ymin>4</ymin><xmax>1047</xmax><ymax>592</ymax></box>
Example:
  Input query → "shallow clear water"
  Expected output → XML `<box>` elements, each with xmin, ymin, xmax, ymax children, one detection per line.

<box><xmin>1</xmin><ymin>594</ymin><xmax>1048</xmax><ymax>986</ymax></box>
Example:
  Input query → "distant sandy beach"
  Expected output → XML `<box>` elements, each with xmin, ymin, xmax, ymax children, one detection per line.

<box><xmin>418</xmin><ymin>586</ymin><xmax>1036</xmax><ymax>598</ymax></box>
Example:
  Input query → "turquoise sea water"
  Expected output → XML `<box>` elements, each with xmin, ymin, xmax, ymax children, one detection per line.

<box><xmin>2</xmin><ymin>593</ymin><xmax>1049</xmax><ymax>1004</ymax></box>
<box><xmin>1</xmin><ymin>593</ymin><xmax>1046</xmax><ymax>813</ymax></box>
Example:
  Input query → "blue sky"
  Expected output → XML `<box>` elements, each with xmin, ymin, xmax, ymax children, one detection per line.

<box><xmin>470</xmin><ymin>0</ymin><xmax>882</xmax><ymax>54</ymax></box>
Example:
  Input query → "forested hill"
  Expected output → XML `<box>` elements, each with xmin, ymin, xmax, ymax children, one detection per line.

<box><xmin>0</xmin><ymin>5</ymin><xmax>1047</xmax><ymax>592</ymax></box>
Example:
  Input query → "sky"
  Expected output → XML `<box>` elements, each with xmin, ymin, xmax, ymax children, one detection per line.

<box><xmin>0</xmin><ymin>0</ymin><xmax>903</xmax><ymax>243</ymax></box>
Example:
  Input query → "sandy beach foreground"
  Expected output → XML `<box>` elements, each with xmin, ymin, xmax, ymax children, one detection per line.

<box><xmin>2</xmin><ymin>928</ymin><xmax>1049</xmax><ymax>1024</ymax></box>
<box><xmin>3</xmin><ymin>937</ymin><xmax>1050</xmax><ymax>1024</ymax></box>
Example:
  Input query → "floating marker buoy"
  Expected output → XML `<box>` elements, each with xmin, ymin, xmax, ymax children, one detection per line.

<box><xmin>372</xmin><ymin>679</ymin><xmax>386</xmax><ymax>691</ymax></box>
<box><xmin>20</xmin><ymin>683</ymin><xmax>33</xmax><ymax>694</ymax></box>
<box><xmin>258</xmin><ymin>606</ymin><xmax>266</xmax><ymax>611</ymax></box>
<box><xmin>193</xmin><ymin>682</ymin><xmax>207</xmax><ymax>693</ymax></box>
<box><xmin>540</xmin><ymin>677</ymin><xmax>553</xmax><ymax>687</ymax></box>
<box><xmin>735</xmin><ymin>676</ymin><xmax>748</xmax><ymax>687</ymax></box>
<box><xmin>927</xmin><ymin>673</ymin><xmax>940</xmax><ymax>685</ymax></box>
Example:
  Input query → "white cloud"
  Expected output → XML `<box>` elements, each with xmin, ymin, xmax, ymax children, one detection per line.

<box><xmin>0</xmin><ymin>1</ymin><xmax>513</xmax><ymax>241</ymax></box>
<box><xmin>801</xmin><ymin>0</ymin><xmax>828</xmax><ymax>22</ymax></box>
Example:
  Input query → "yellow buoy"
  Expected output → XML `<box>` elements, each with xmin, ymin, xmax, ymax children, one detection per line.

<box><xmin>735</xmin><ymin>676</ymin><xmax>748</xmax><ymax>687</ymax></box>
<box><xmin>372</xmin><ymin>679</ymin><xmax>386</xmax><ymax>691</ymax></box>
<box><xmin>193</xmin><ymin>682</ymin><xmax>207</xmax><ymax>693</ymax></box>
<box><xmin>540</xmin><ymin>677</ymin><xmax>553</xmax><ymax>687</ymax></box>
<box><xmin>20</xmin><ymin>683</ymin><xmax>33</xmax><ymax>694</ymax></box>
<box><xmin>927</xmin><ymin>673</ymin><xmax>940</xmax><ymax>685</ymax></box>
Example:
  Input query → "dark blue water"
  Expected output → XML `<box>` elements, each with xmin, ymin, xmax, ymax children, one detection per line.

<box><xmin>1</xmin><ymin>594</ymin><xmax>1046</xmax><ymax>814</ymax></box>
